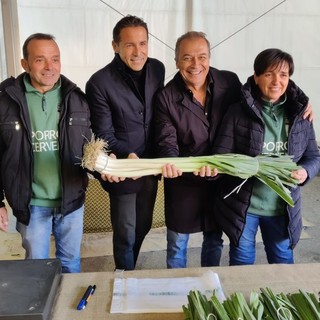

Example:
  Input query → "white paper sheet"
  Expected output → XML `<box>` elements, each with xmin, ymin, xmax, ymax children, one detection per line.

<box><xmin>110</xmin><ymin>270</ymin><xmax>225</xmax><ymax>313</ymax></box>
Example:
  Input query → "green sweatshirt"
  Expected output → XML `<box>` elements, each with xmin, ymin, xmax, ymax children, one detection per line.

<box><xmin>24</xmin><ymin>75</ymin><xmax>62</xmax><ymax>207</ymax></box>
<box><xmin>248</xmin><ymin>96</ymin><xmax>288</xmax><ymax>216</ymax></box>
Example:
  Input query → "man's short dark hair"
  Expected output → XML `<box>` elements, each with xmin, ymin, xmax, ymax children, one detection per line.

<box><xmin>113</xmin><ymin>15</ymin><xmax>148</xmax><ymax>44</ymax></box>
<box><xmin>22</xmin><ymin>33</ymin><xmax>56</xmax><ymax>59</ymax></box>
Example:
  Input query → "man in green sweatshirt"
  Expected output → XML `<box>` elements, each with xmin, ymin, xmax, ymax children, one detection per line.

<box><xmin>0</xmin><ymin>33</ymin><xmax>92</xmax><ymax>273</ymax></box>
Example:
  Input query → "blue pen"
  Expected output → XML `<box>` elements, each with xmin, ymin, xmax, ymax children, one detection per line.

<box><xmin>77</xmin><ymin>285</ymin><xmax>96</xmax><ymax>310</ymax></box>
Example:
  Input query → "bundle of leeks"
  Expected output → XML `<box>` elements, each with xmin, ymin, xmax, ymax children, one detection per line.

<box><xmin>81</xmin><ymin>138</ymin><xmax>301</xmax><ymax>207</ymax></box>
<box><xmin>183</xmin><ymin>288</ymin><xmax>320</xmax><ymax>320</ymax></box>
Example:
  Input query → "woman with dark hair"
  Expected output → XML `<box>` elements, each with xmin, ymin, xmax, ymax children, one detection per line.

<box><xmin>209</xmin><ymin>48</ymin><xmax>320</xmax><ymax>265</ymax></box>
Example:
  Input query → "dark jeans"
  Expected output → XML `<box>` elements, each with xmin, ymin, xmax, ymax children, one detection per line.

<box><xmin>109</xmin><ymin>176</ymin><xmax>158</xmax><ymax>270</ymax></box>
<box><xmin>201</xmin><ymin>230</ymin><xmax>224</xmax><ymax>267</ymax></box>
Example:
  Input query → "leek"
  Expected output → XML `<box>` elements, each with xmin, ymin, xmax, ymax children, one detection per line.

<box><xmin>81</xmin><ymin>138</ymin><xmax>302</xmax><ymax>207</ymax></box>
<box><xmin>183</xmin><ymin>288</ymin><xmax>320</xmax><ymax>320</ymax></box>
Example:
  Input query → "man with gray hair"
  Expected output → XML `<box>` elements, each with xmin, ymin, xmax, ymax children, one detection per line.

<box><xmin>155</xmin><ymin>31</ymin><xmax>242</xmax><ymax>268</ymax></box>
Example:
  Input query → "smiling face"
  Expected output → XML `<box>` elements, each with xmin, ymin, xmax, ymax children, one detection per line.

<box><xmin>254</xmin><ymin>62</ymin><xmax>290</xmax><ymax>103</ymax></box>
<box><xmin>112</xmin><ymin>26</ymin><xmax>148</xmax><ymax>71</ymax></box>
<box><xmin>175</xmin><ymin>37</ymin><xmax>210</xmax><ymax>90</ymax></box>
<box><xmin>21</xmin><ymin>39</ymin><xmax>61</xmax><ymax>93</ymax></box>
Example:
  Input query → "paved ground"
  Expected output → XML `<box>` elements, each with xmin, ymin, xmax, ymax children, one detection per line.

<box><xmin>81</xmin><ymin>175</ymin><xmax>320</xmax><ymax>272</ymax></box>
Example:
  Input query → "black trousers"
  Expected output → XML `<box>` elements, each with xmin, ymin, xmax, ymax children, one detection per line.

<box><xmin>109</xmin><ymin>176</ymin><xmax>158</xmax><ymax>270</ymax></box>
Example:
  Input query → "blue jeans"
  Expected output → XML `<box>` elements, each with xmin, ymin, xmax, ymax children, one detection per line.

<box><xmin>16</xmin><ymin>205</ymin><xmax>84</xmax><ymax>273</ymax></box>
<box><xmin>229</xmin><ymin>213</ymin><xmax>294</xmax><ymax>265</ymax></box>
<box><xmin>166</xmin><ymin>229</ymin><xmax>223</xmax><ymax>268</ymax></box>
<box><xmin>110</xmin><ymin>176</ymin><xmax>158</xmax><ymax>270</ymax></box>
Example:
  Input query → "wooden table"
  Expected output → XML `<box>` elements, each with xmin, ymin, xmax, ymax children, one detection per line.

<box><xmin>52</xmin><ymin>263</ymin><xmax>320</xmax><ymax>319</ymax></box>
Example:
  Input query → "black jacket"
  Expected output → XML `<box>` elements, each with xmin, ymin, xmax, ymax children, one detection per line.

<box><xmin>86</xmin><ymin>54</ymin><xmax>165</xmax><ymax>195</ymax></box>
<box><xmin>0</xmin><ymin>73</ymin><xmax>92</xmax><ymax>225</ymax></box>
<box><xmin>154</xmin><ymin>68</ymin><xmax>242</xmax><ymax>233</ymax></box>
<box><xmin>209</xmin><ymin>76</ymin><xmax>320</xmax><ymax>248</ymax></box>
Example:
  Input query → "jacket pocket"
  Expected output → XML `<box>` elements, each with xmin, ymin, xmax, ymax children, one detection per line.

<box><xmin>0</xmin><ymin>120</ymin><xmax>21</xmax><ymax>131</ymax></box>
<box><xmin>68</xmin><ymin>112</ymin><xmax>90</xmax><ymax>127</ymax></box>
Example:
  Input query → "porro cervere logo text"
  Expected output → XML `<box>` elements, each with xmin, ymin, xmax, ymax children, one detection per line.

<box><xmin>32</xmin><ymin>130</ymin><xmax>59</xmax><ymax>152</ymax></box>
<box><xmin>263</xmin><ymin>141</ymin><xmax>288</xmax><ymax>153</ymax></box>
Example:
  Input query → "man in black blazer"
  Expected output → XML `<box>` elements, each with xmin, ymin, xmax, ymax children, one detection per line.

<box><xmin>86</xmin><ymin>15</ymin><xmax>165</xmax><ymax>270</ymax></box>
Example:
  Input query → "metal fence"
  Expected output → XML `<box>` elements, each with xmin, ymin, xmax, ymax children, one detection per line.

<box><xmin>84</xmin><ymin>178</ymin><xmax>165</xmax><ymax>233</ymax></box>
